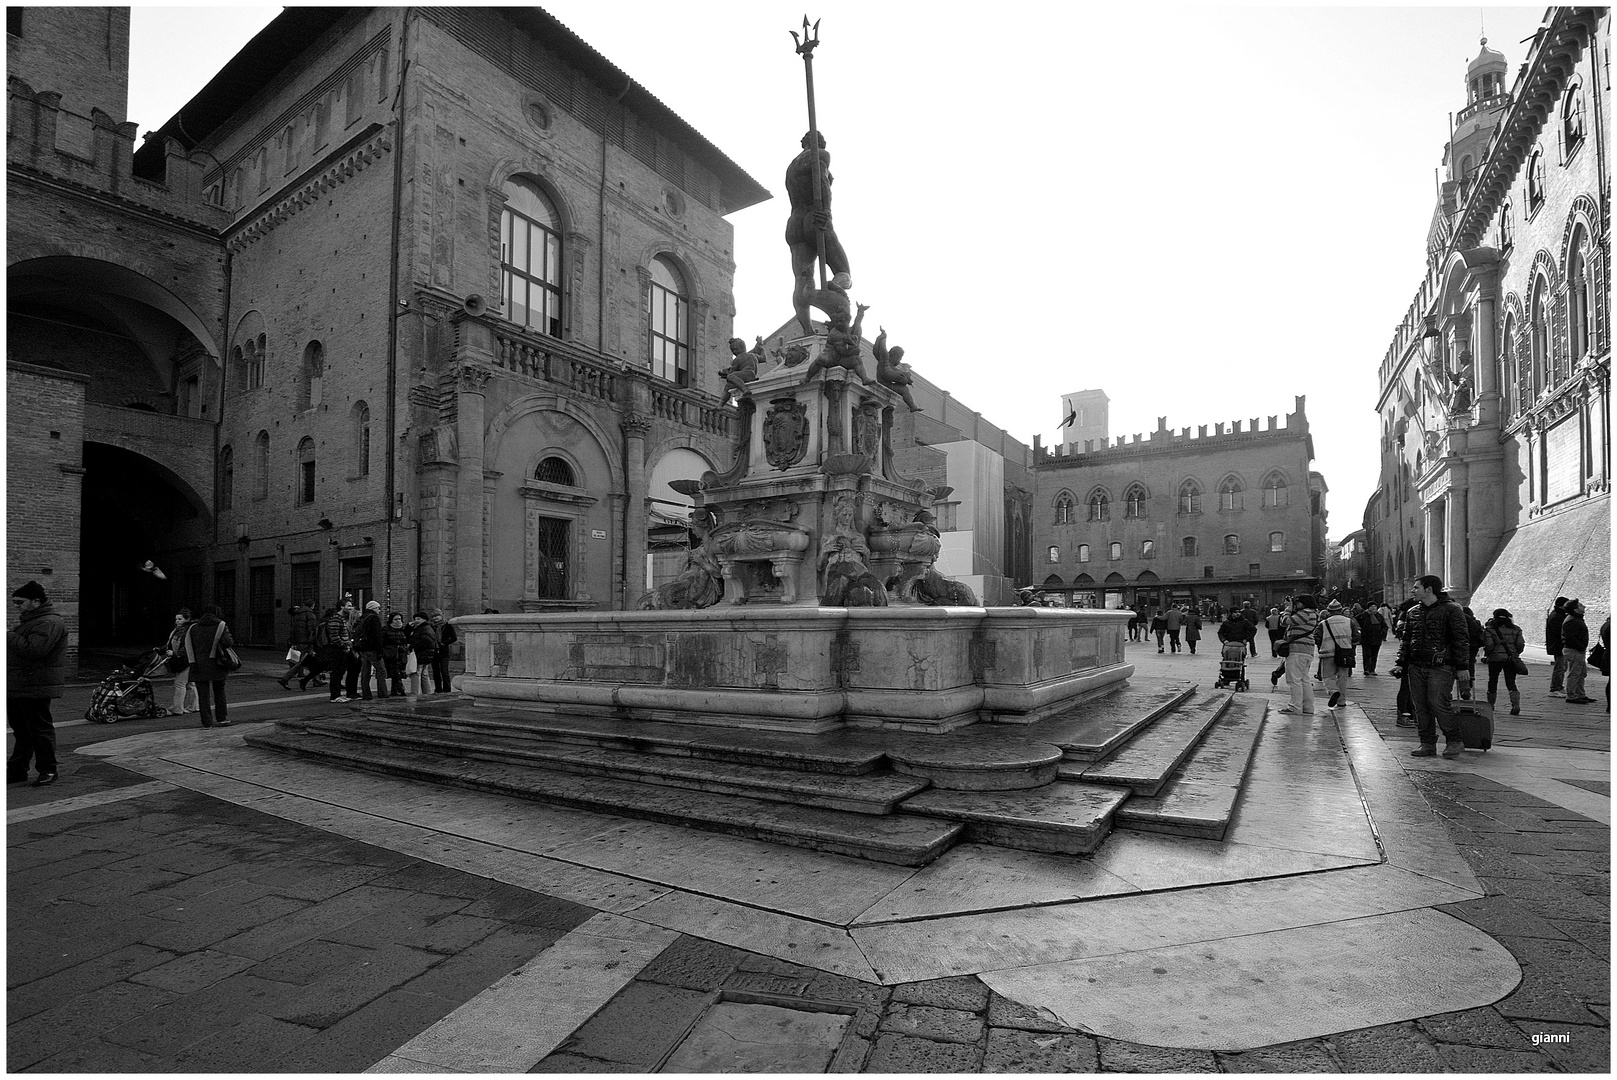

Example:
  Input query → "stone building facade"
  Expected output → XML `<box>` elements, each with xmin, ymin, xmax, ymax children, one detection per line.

<box><xmin>1031</xmin><ymin>398</ymin><xmax>1327</xmax><ymax>612</ymax></box>
<box><xmin>8</xmin><ymin>7</ymin><xmax>767</xmax><ymax>649</ymax></box>
<box><xmin>1367</xmin><ymin>9</ymin><xmax>1609</xmax><ymax>645</ymax></box>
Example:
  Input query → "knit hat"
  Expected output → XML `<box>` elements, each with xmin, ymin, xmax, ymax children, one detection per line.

<box><xmin>1493</xmin><ymin>608</ymin><xmax>1512</xmax><ymax>620</ymax></box>
<box><xmin>1326</xmin><ymin>600</ymin><xmax>1343</xmax><ymax>612</ymax></box>
<box><xmin>365</xmin><ymin>600</ymin><xmax>381</xmax><ymax>611</ymax></box>
<box><xmin>11</xmin><ymin>581</ymin><xmax>46</xmax><ymax>603</ymax></box>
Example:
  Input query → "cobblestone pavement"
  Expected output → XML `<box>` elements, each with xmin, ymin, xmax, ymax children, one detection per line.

<box><xmin>7</xmin><ymin>647</ymin><xmax>1609</xmax><ymax>1072</ymax></box>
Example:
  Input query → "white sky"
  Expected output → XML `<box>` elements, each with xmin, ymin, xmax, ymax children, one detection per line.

<box><xmin>126</xmin><ymin>3</ymin><xmax>1549</xmax><ymax>540</ymax></box>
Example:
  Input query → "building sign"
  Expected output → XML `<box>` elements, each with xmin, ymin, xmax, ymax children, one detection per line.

<box><xmin>1544</xmin><ymin>415</ymin><xmax>1582</xmax><ymax>504</ymax></box>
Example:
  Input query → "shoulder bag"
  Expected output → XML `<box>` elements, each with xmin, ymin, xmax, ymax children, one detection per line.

<box><xmin>1325</xmin><ymin>621</ymin><xmax>1354</xmax><ymax>669</ymax></box>
<box><xmin>212</xmin><ymin>622</ymin><xmax>243</xmax><ymax>673</ymax></box>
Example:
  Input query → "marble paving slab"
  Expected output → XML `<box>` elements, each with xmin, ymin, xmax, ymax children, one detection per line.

<box><xmin>981</xmin><ymin>908</ymin><xmax>1520</xmax><ymax>1051</ymax></box>
<box><xmin>1087</xmin><ymin>831</ymin><xmax>1372</xmax><ymax>893</ymax></box>
<box><xmin>848</xmin><ymin>863</ymin><xmax>1477</xmax><ymax>984</ymax></box>
<box><xmin>623</xmin><ymin>889</ymin><xmax>880</xmax><ymax>982</ymax></box>
<box><xmin>852</xmin><ymin>842</ymin><xmax>1143</xmax><ymax>924</ymax></box>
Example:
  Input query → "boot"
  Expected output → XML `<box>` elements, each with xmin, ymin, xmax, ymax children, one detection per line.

<box><xmin>1509</xmin><ymin>689</ymin><xmax>1521</xmax><ymax>716</ymax></box>
<box><xmin>1487</xmin><ymin>690</ymin><xmax>1497</xmax><ymax>707</ymax></box>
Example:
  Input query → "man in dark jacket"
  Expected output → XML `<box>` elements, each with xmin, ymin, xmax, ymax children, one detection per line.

<box><xmin>1356</xmin><ymin>603</ymin><xmax>1388</xmax><ymax>674</ymax></box>
<box><xmin>356</xmin><ymin>600</ymin><xmax>388</xmax><ymax>700</ymax></box>
<box><xmin>1546</xmin><ymin>596</ymin><xmax>1570</xmax><ymax>695</ymax></box>
<box><xmin>279</xmin><ymin>603</ymin><xmax>320</xmax><ymax>690</ymax></box>
<box><xmin>1240</xmin><ymin>601</ymin><xmax>1262</xmax><ymax>656</ymax></box>
<box><xmin>1561</xmin><ymin>600</ymin><xmax>1594</xmax><ymax>704</ymax></box>
<box><xmin>1399</xmin><ymin>575</ymin><xmax>1472</xmax><ymax>758</ymax></box>
<box><xmin>8</xmin><ymin>581</ymin><xmax>67</xmax><ymax>786</ymax></box>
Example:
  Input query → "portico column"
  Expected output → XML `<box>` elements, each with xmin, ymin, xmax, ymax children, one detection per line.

<box><xmin>620</xmin><ymin>371</ymin><xmax>652</xmax><ymax>608</ymax></box>
<box><xmin>454</xmin><ymin>364</ymin><xmax>493</xmax><ymax>614</ymax></box>
<box><xmin>1589</xmin><ymin>370</ymin><xmax>1609</xmax><ymax>491</ymax></box>
<box><xmin>1445</xmin><ymin>473</ymin><xmax>1470</xmax><ymax>601</ymax></box>
<box><xmin>1422</xmin><ymin>497</ymin><xmax>1444</xmax><ymax>579</ymax></box>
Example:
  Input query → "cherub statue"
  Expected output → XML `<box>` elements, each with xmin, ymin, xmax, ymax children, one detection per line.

<box><xmin>770</xmin><ymin>337</ymin><xmax>811</xmax><ymax>368</ymax></box>
<box><xmin>802</xmin><ymin>301</ymin><xmax>869</xmax><ymax>383</ymax></box>
<box><xmin>873</xmin><ymin>326</ymin><xmax>920</xmax><ymax>412</ymax></box>
<box><xmin>717</xmin><ymin>336</ymin><xmax>761</xmax><ymax>403</ymax></box>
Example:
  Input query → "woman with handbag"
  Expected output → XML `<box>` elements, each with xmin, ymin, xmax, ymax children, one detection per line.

<box><xmin>1481</xmin><ymin>608</ymin><xmax>1527</xmax><ymax>715</ymax></box>
<box><xmin>183</xmin><ymin>604</ymin><xmax>237</xmax><ymax>728</ymax></box>
<box><xmin>163</xmin><ymin>608</ymin><xmax>199</xmax><ymax>716</ymax></box>
<box><xmin>406</xmin><ymin>612</ymin><xmax>438</xmax><ymax>696</ymax></box>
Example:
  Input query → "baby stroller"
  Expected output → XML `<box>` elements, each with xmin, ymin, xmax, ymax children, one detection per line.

<box><xmin>85</xmin><ymin>647</ymin><xmax>170</xmax><ymax>723</ymax></box>
<box><xmin>1214</xmin><ymin>640</ymin><xmax>1250</xmax><ymax>692</ymax></box>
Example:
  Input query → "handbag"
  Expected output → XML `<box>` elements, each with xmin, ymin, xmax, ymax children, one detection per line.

<box><xmin>1587</xmin><ymin>643</ymin><xmax>1607</xmax><ymax>671</ymax></box>
<box><xmin>285</xmin><ymin>646</ymin><xmax>301</xmax><ymax>663</ymax></box>
<box><xmin>1512</xmin><ymin>656</ymin><xmax>1529</xmax><ymax>675</ymax></box>
<box><xmin>405</xmin><ymin>652</ymin><xmax>419</xmax><ymax>675</ymax></box>
<box><xmin>164</xmin><ymin>650</ymin><xmax>189</xmax><ymax>674</ymax></box>
<box><xmin>1276</xmin><ymin>642</ymin><xmax>1290</xmax><ymax>658</ymax></box>
<box><xmin>1324</xmin><ymin>621</ymin><xmax>1354</xmax><ymax>669</ymax></box>
<box><xmin>212</xmin><ymin>623</ymin><xmax>243</xmax><ymax>673</ymax></box>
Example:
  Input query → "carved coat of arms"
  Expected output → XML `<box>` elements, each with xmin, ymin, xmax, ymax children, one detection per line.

<box><xmin>763</xmin><ymin>397</ymin><xmax>810</xmax><ymax>470</ymax></box>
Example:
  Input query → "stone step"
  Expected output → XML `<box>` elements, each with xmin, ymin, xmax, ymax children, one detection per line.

<box><xmin>1030</xmin><ymin>684</ymin><xmax>1198</xmax><ymax>762</ymax></box>
<box><xmin>1073</xmin><ymin>690</ymin><xmax>1234</xmax><ymax>796</ymax></box>
<box><xmin>243</xmin><ymin>729</ymin><xmax>964</xmax><ymax>867</ymax></box>
<box><xmin>1114</xmin><ymin>697</ymin><xmax>1270</xmax><ymax>840</ymax></box>
<box><xmin>360</xmin><ymin>699</ymin><xmax>890</xmax><ymax>776</ymax></box>
<box><xmin>285</xmin><ymin>716</ymin><xmax>928</xmax><ymax>815</ymax></box>
<box><xmin>897</xmin><ymin>780</ymin><xmax>1131</xmax><ymax>855</ymax></box>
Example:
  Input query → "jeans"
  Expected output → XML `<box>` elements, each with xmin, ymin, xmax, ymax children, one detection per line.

<box><xmin>432</xmin><ymin>652</ymin><xmax>453</xmax><ymax>693</ymax></box>
<box><xmin>1550</xmin><ymin>649</ymin><xmax>1567</xmax><ymax>692</ymax></box>
<box><xmin>1564</xmin><ymin>649</ymin><xmax>1588</xmax><ymax>699</ymax></box>
<box><xmin>1285</xmin><ymin>648</ymin><xmax>1316</xmax><ymax>712</ymax></box>
<box><xmin>1486</xmin><ymin>660</ymin><xmax>1519</xmax><ymax>697</ymax></box>
<box><xmin>170</xmin><ymin>673</ymin><xmax>198</xmax><ymax>713</ymax></box>
<box><xmin>7</xmin><ymin>697</ymin><xmax>58</xmax><ymax>778</ymax></box>
<box><xmin>194</xmin><ymin>680</ymin><xmax>228</xmax><ymax>727</ymax></box>
<box><xmin>1320</xmin><ymin>654</ymin><xmax>1352</xmax><ymax>699</ymax></box>
<box><xmin>359</xmin><ymin>650</ymin><xmax>389</xmax><ymax>699</ymax></box>
<box><xmin>1408</xmin><ymin>664</ymin><xmax>1459</xmax><ymax>744</ymax></box>
<box><xmin>1167</xmin><ymin>630</ymin><xmax>1181</xmax><ymax>653</ymax></box>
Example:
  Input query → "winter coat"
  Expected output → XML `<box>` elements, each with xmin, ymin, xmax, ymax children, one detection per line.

<box><xmin>184</xmin><ymin>615</ymin><xmax>236</xmax><ymax>681</ymax></box>
<box><xmin>1464</xmin><ymin>610</ymin><xmax>1485</xmax><ymax>658</ymax></box>
<box><xmin>1216</xmin><ymin>616</ymin><xmax>1248</xmax><ymax>644</ymax></box>
<box><xmin>1561</xmin><ymin>613</ymin><xmax>1589</xmax><ymax>654</ymax></box>
<box><xmin>1546</xmin><ymin>607</ymin><xmax>1568</xmax><ymax>651</ymax></box>
<box><xmin>1481</xmin><ymin>618</ymin><xmax>1525</xmax><ymax>664</ymax></box>
<box><xmin>1356</xmin><ymin>608</ymin><xmax>1388</xmax><ymax>642</ymax></box>
<box><xmin>382</xmin><ymin>624</ymin><xmax>408</xmax><ymax>664</ymax></box>
<box><xmin>357</xmin><ymin>610</ymin><xmax>386</xmax><ymax>653</ymax></box>
<box><xmin>289</xmin><ymin>606</ymin><xmax>318</xmax><ymax>648</ymax></box>
<box><xmin>1184</xmin><ymin>613</ymin><xmax>1201</xmax><ymax>642</ymax></box>
<box><xmin>1281</xmin><ymin>606</ymin><xmax>1320</xmax><ymax>652</ymax></box>
<box><xmin>7</xmin><ymin>601</ymin><xmax>68</xmax><ymax>698</ymax></box>
<box><xmin>1164</xmin><ymin>608</ymin><xmax>1182</xmax><ymax>632</ymax></box>
<box><xmin>1315</xmin><ymin>613</ymin><xmax>1360</xmax><ymax>653</ymax></box>
<box><xmin>408</xmin><ymin>622</ymin><xmax>439</xmax><ymax>664</ymax></box>
<box><xmin>1397</xmin><ymin>597</ymin><xmax>1469</xmax><ymax>670</ymax></box>
<box><xmin>1149</xmin><ymin>614</ymin><xmax>1167</xmax><ymax>633</ymax></box>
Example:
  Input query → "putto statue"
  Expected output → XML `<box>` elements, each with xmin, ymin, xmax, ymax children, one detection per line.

<box><xmin>873</xmin><ymin>327</ymin><xmax>920</xmax><ymax>412</ymax></box>
<box><xmin>802</xmin><ymin>300</ymin><xmax>869</xmax><ymax>382</ymax></box>
<box><xmin>718</xmin><ymin>336</ymin><xmax>763</xmax><ymax>403</ymax></box>
<box><xmin>786</xmin><ymin>130</ymin><xmax>852</xmax><ymax>336</ymax></box>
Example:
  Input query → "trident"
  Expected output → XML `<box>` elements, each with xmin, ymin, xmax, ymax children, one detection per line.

<box><xmin>790</xmin><ymin>15</ymin><xmax>827</xmax><ymax>292</ymax></box>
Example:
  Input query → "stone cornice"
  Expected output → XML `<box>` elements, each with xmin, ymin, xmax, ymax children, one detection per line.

<box><xmin>225</xmin><ymin>126</ymin><xmax>393</xmax><ymax>253</ymax></box>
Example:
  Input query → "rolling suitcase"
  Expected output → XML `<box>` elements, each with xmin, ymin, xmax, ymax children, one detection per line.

<box><xmin>1451</xmin><ymin>697</ymin><xmax>1493</xmax><ymax>751</ymax></box>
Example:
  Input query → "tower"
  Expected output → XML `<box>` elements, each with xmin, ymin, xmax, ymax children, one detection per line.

<box><xmin>1447</xmin><ymin>37</ymin><xmax>1509</xmax><ymax>202</ymax></box>
<box><xmin>1059</xmin><ymin>389</ymin><xmax>1109</xmax><ymax>450</ymax></box>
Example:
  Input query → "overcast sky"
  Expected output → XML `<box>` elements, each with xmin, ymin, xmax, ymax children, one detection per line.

<box><xmin>127</xmin><ymin>3</ymin><xmax>1548</xmax><ymax>539</ymax></box>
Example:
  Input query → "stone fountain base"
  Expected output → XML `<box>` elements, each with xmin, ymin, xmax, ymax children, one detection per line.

<box><xmin>455</xmin><ymin>606</ymin><xmax>1132</xmax><ymax>734</ymax></box>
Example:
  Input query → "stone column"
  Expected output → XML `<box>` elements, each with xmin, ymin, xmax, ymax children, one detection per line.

<box><xmin>1472</xmin><ymin>279</ymin><xmax>1501</xmax><ymax>429</ymax></box>
<box><xmin>1422</xmin><ymin>497</ymin><xmax>1445</xmax><ymax>580</ymax></box>
<box><xmin>1445</xmin><ymin>471</ymin><xmax>1470</xmax><ymax>601</ymax></box>
<box><xmin>1588</xmin><ymin>370</ymin><xmax>1609</xmax><ymax>492</ymax></box>
<box><xmin>620</xmin><ymin>371</ymin><xmax>652</xmax><ymax>608</ymax></box>
<box><xmin>454</xmin><ymin>364</ymin><xmax>492</xmax><ymax>615</ymax></box>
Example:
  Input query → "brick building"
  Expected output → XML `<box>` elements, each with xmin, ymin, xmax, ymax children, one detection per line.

<box><xmin>1367</xmin><ymin>9</ymin><xmax>1609</xmax><ymax>645</ymax></box>
<box><xmin>1030</xmin><ymin>397</ymin><xmax>1327</xmax><ymax>612</ymax></box>
<box><xmin>8</xmin><ymin>7</ymin><xmax>768</xmax><ymax>650</ymax></box>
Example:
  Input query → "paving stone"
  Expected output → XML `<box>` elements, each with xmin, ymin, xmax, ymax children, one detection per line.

<box><xmin>635</xmin><ymin>935</ymin><xmax>748</xmax><ymax>991</ymax></box>
<box><xmin>1497</xmin><ymin>936</ymin><xmax>1612</xmax><ymax>1001</ymax></box>
<box><xmin>1095</xmin><ymin>1036</ymin><xmax>1219</xmax><ymax>1072</ymax></box>
<box><xmin>987</xmin><ymin>990</ymin><xmax>1072</xmax><ymax>1033</ymax></box>
<box><xmin>7</xmin><ymin>911</ymin><xmax>163</xmax><ymax>988</ymax></box>
<box><xmin>530</xmin><ymin>1052</ymin><xmax>627</xmax><ymax>1072</ymax></box>
<box><xmin>737</xmin><ymin>952</ymin><xmax>817</xmax><ymax>977</ymax></box>
<box><xmin>6</xmin><ymin>980</ymin><xmax>178</xmax><ymax>1070</ymax></box>
<box><xmin>397</xmin><ymin>923</ymin><xmax>565</xmax><ymax>1002</ymax></box>
<box><xmin>890</xmin><ymin>975</ymin><xmax>989</xmax><ymax>1012</ymax></box>
<box><xmin>1328</xmin><ymin>1022</ymin><xmax>1442</xmax><ymax>1072</ymax></box>
<box><xmin>7</xmin><ymin>942</ymin><xmax>174</xmax><ymax>1021</ymax></box>
<box><xmin>276</xmin><ymin>988</ymin><xmax>463</xmax><ymax>1072</ymax></box>
<box><xmin>555</xmin><ymin>981</ymin><xmax>710</xmax><ymax>1069</ymax></box>
<box><xmin>1214</xmin><ymin>1039</ymin><xmax>1339</xmax><ymax>1072</ymax></box>
<box><xmin>116</xmin><ymin>840</ymin><xmax>244</xmax><ymax>877</ymax></box>
<box><xmin>1416</xmin><ymin>1007</ymin><xmax>1537</xmax><ymax>1049</ymax></box>
<box><xmin>984</xmin><ymin>1026</ymin><xmax>1099</xmax><ymax>1072</ymax></box>
<box><xmin>209</xmin><ymin>884</ymin><xmax>420</xmax><ymax>960</ymax></box>
<box><xmin>253</xmin><ymin>860</ymin><xmax>397</xmax><ymax>901</ymax></box>
<box><xmin>7</xmin><ymin>846</ymin><xmax>131</xmax><ymax>885</ymax></box>
<box><xmin>1437</xmin><ymin>895</ymin><xmax>1571</xmax><ymax>940</ymax></box>
<box><xmin>724</xmin><ymin>969</ymin><xmax>816</xmax><ymax>996</ymax></box>
<box><xmin>138</xmin><ymin>866</ymin><xmax>263</xmax><ymax>905</ymax></box>
<box><xmin>805</xmin><ymin>970</ymin><xmax>889</xmax><ymax>1011</ymax></box>
<box><xmin>26</xmin><ymin>1036</ymin><xmax>165</xmax><ymax>1073</ymax></box>
<box><xmin>269</xmin><ymin>943</ymin><xmax>444</xmax><ymax>1029</ymax></box>
<box><xmin>864</xmin><ymin>1032</ymin><xmax>983</xmax><ymax>1073</ymax></box>
<box><xmin>828</xmin><ymin>1031</ymin><xmax>873</xmax><ymax>1072</ymax></box>
<box><xmin>249</xmin><ymin>940</ymin><xmax>378</xmax><ymax>985</ymax></box>
<box><xmin>169</xmin><ymin>1014</ymin><xmax>319</xmax><ymax>1072</ymax></box>
<box><xmin>364</xmin><ymin>860</ymin><xmax>509</xmax><ymax>898</ymax></box>
<box><xmin>124</xmin><ymin>944</ymin><xmax>259</xmax><ymax>993</ymax></box>
<box><xmin>1434</xmin><ymin>1044</ymin><xmax>1556</xmax><ymax>1071</ymax></box>
<box><xmin>98</xmin><ymin>972</ymin><xmax>300</xmax><ymax>1056</ymax></box>
<box><xmin>135</xmin><ymin>893</ymin><xmax>310</xmax><ymax>953</ymax></box>
<box><xmin>458</xmin><ymin>882</ymin><xmax>596</xmax><ymax>930</ymax></box>
<box><xmin>316</xmin><ymin>891</ymin><xmax>476</xmax><ymax>950</ymax></box>
<box><xmin>878</xmin><ymin>1003</ymin><xmax>984</xmax><ymax>1045</ymax></box>
<box><xmin>1510</xmin><ymin>1020</ymin><xmax>1612</xmax><ymax>1073</ymax></box>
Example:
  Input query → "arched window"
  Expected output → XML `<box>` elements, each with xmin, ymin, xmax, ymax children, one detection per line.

<box><xmin>352</xmin><ymin>401</ymin><xmax>371</xmax><ymax>477</ymax></box>
<box><xmin>1261</xmin><ymin>473</ymin><xmax>1288</xmax><ymax>508</ymax></box>
<box><xmin>1077</xmin><ymin>543</ymin><xmax>1090</xmax><ymax>563</ymax></box>
<box><xmin>1530</xmin><ymin>275</ymin><xmax>1550</xmax><ymax>394</ymax></box>
<box><xmin>251</xmin><ymin>334</ymin><xmax>266</xmax><ymax>389</ymax></box>
<box><xmin>1527</xmin><ymin>146</ymin><xmax>1546</xmax><ymax>210</ymax></box>
<box><xmin>1181</xmin><ymin>536</ymin><xmax>1198</xmax><ymax>557</ymax></box>
<box><xmin>647</xmin><ymin>255</ymin><xmax>689</xmax><ymax>386</ymax></box>
<box><xmin>1269</xmin><ymin>531</ymin><xmax>1285</xmax><ymax>553</ymax></box>
<box><xmin>1458</xmin><ymin>154</ymin><xmax>1473</xmax><ymax>200</ymax></box>
<box><xmin>1108</xmin><ymin>541</ymin><xmax>1122</xmax><ymax>560</ymax></box>
<box><xmin>1563</xmin><ymin>80</ymin><xmax>1586</xmax><ymax>156</ymax></box>
<box><xmin>1140</xmin><ymin>539</ymin><xmax>1154</xmax><ymax>558</ymax></box>
<box><xmin>1054</xmin><ymin>494</ymin><xmax>1074</xmax><ymax>525</ymax></box>
<box><xmin>296</xmin><ymin>437</ymin><xmax>316</xmax><ymax>505</ymax></box>
<box><xmin>1178</xmin><ymin>480</ymin><xmax>1202</xmax><ymax>515</ymax></box>
<box><xmin>1047</xmin><ymin>545</ymin><xmax>1060</xmax><ymax>564</ymax></box>
<box><xmin>1087</xmin><ymin>490</ymin><xmax>1110</xmax><ymax>522</ymax></box>
<box><xmin>1123</xmin><ymin>484</ymin><xmax>1147</xmax><ymax>519</ymax></box>
<box><xmin>1219</xmin><ymin>476</ymin><xmax>1243</xmax><ymax>511</ymax></box>
<box><xmin>535</xmin><ymin>456</ymin><xmax>576</xmax><ymax>486</ymax></box>
<box><xmin>253</xmin><ymin>431</ymin><xmax>270</xmax><ymax>499</ymax></box>
<box><xmin>1568</xmin><ymin>226</ymin><xmax>1593</xmax><ymax>363</ymax></box>
<box><xmin>1502</xmin><ymin>312</ymin><xmax>1521</xmax><ymax>416</ymax></box>
<box><xmin>1223</xmin><ymin>533</ymin><xmax>1241</xmax><ymax>555</ymax></box>
<box><xmin>299</xmin><ymin>341</ymin><xmax>323</xmax><ymax>411</ymax></box>
<box><xmin>501</xmin><ymin>178</ymin><xmax>563</xmax><ymax>337</ymax></box>
<box><xmin>219</xmin><ymin>446</ymin><xmax>234</xmax><ymax>511</ymax></box>
<box><xmin>1498</xmin><ymin>199</ymin><xmax>1514</xmax><ymax>249</ymax></box>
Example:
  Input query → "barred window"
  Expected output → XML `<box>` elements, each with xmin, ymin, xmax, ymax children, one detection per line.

<box><xmin>535</xmin><ymin>456</ymin><xmax>575</xmax><ymax>485</ymax></box>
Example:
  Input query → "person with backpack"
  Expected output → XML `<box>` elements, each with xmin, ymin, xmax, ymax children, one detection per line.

<box><xmin>430</xmin><ymin>608</ymin><xmax>457</xmax><ymax>693</ymax></box>
<box><xmin>1481</xmin><ymin>608</ymin><xmax>1526</xmax><ymax>715</ymax></box>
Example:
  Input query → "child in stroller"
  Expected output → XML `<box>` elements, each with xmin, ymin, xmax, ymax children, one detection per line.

<box><xmin>1214</xmin><ymin>613</ymin><xmax>1251</xmax><ymax>691</ymax></box>
<box><xmin>85</xmin><ymin>646</ymin><xmax>171</xmax><ymax>723</ymax></box>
